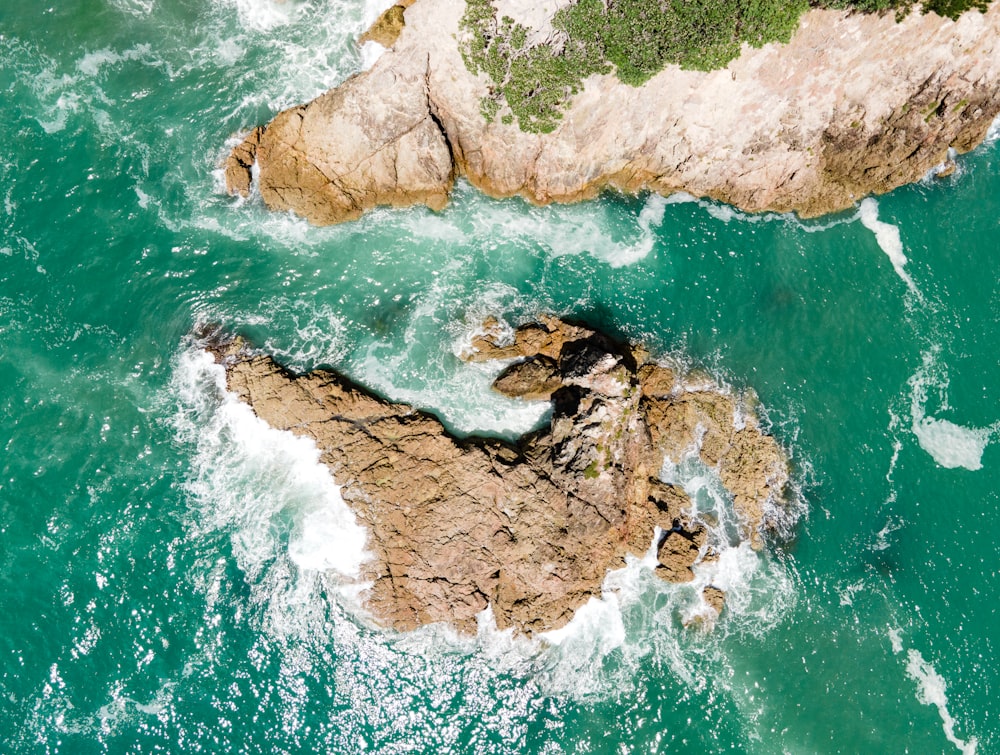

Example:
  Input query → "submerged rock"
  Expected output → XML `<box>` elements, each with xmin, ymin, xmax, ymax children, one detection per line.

<box><xmin>224</xmin><ymin>0</ymin><xmax>1000</xmax><ymax>224</ymax></box>
<box><xmin>204</xmin><ymin>317</ymin><xmax>788</xmax><ymax>636</ymax></box>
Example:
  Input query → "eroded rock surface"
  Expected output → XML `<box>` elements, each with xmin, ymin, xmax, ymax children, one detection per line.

<box><xmin>225</xmin><ymin>0</ymin><xmax>1000</xmax><ymax>223</ymax></box>
<box><xmin>204</xmin><ymin>317</ymin><xmax>788</xmax><ymax>636</ymax></box>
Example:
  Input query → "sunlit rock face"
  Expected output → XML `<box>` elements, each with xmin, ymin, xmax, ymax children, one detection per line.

<box><xmin>204</xmin><ymin>316</ymin><xmax>789</xmax><ymax>636</ymax></box>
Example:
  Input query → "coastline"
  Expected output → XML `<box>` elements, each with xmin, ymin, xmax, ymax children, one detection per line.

<box><xmin>225</xmin><ymin>0</ymin><xmax>1000</xmax><ymax>224</ymax></box>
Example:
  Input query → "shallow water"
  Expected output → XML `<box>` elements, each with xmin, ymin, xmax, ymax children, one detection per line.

<box><xmin>1</xmin><ymin>1</ymin><xmax>998</xmax><ymax>752</ymax></box>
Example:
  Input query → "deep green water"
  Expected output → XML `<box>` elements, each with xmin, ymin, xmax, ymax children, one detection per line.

<box><xmin>2</xmin><ymin>1</ymin><xmax>999</xmax><ymax>752</ymax></box>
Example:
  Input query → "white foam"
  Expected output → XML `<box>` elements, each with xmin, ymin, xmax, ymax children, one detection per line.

<box><xmin>540</xmin><ymin>593</ymin><xmax>627</xmax><ymax>650</ymax></box>
<box><xmin>171</xmin><ymin>346</ymin><xmax>371</xmax><ymax>603</ymax></box>
<box><xmin>410</xmin><ymin>182</ymin><xmax>668</xmax><ymax>268</ymax></box>
<box><xmin>912</xmin><ymin>416</ymin><xmax>991</xmax><ymax>470</ymax></box>
<box><xmin>77</xmin><ymin>48</ymin><xmax>123</xmax><ymax>77</ymax></box>
<box><xmin>32</xmin><ymin>71</ymin><xmax>81</xmax><ymax>134</ymax></box>
<box><xmin>908</xmin><ymin>349</ymin><xmax>996</xmax><ymax>471</ymax></box>
<box><xmin>109</xmin><ymin>0</ymin><xmax>155</xmax><ymax>16</ymax></box>
<box><xmin>192</xmin><ymin>296</ymin><xmax>350</xmax><ymax>372</ymax></box>
<box><xmin>858</xmin><ymin>197</ymin><xmax>920</xmax><ymax>296</ymax></box>
<box><xmin>888</xmin><ymin>626</ymin><xmax>904</xmax><ymax>654</ymax></box>
<box><xmin>637</xmin><ymin>192</ymin><xmax>668</xmax><ymax>228</ymax></box>
<box><xmin>672</xmin><ymin>192</ymin><xmax>864</xmax><ymax>237</ymax></box>
<box><xmin>358</xmin><ymin>339</ymin><xmax>551</xmax><ymax>438</ymax></box>
<box><xmin>986</xmin><ymin>114</ymin><xmax>1000</xmax><ymax>143</ymax></box>
<box><xmin>664</xmin><ymin>191</ymin><xmax>699</xmax><ymax>205</ymax></box>
<box><xmin>871</xmin><ymin>516</ymin><xmax>903</xmax><ymax>552</ymax></box>
<box><xmin>359</xmin><ymin>40</ymin><xmax>387</xmax><ymax>70</ymax></box>
<box><xmin>230</xmin><ymin>0</ymin><xmax>297</xmax><ymax>30</ymax></box>
<box><xmin>695</xmin><ymin>541</ymin><xmax>796</xmax><ymax>627</ymax></box>
<box><xmin>662</xmin><ymin>448</ymin><xmax>745</xmax><ymax>549</ymax></box>
<box><xmin>921</xmin><ymin>147</ymin><xmax>961</xmax><ymax>183</ymax></box>
<box><xmin>533</xmin><ymin>192</ymin><xmax>666</xmax><ymax>267</ymax></box>
<box><xmin>905</xmin><ymin>649</ymin><xmax>978</xmax><ymax>754</ymax></box>
<box><xmin>288</xmin><ymin>488</ymin><xmax>368</xmax><ymax>576</ymax></box>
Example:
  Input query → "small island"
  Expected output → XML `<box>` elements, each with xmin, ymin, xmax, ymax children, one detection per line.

<box><xmin>204</xmin><ymin>316</ymin><xmax>789</xmax><ymax>635</ymax></box>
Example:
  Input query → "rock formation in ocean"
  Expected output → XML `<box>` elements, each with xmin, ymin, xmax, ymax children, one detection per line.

<box><xmin>204</xmin><ymin>316</ymin><xmax>788</xmax><ymax>636</ymax></box>
<box><xmin>224</xmin><ymin>0</ymin><xmax>1000</xmax><ymax>224</ymax></box>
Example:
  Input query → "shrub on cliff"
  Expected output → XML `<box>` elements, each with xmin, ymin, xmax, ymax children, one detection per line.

<box><xmin>460</xmin><ymin>0</ymin><xmax>808</xmax><ymax>131</ymax></box>
<box><xmin>819</xmin><ymin>0</ymin><xmax>988</xmax><ymax>19</ymax></box>
<box><xmin>559</xmin><ymin>0</ymin><xmax>807</xmax><ymax>86</ymax></box>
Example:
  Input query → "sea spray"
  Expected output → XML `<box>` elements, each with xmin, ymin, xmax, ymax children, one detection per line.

<box><xmin>382</xmin><ymin>181</ymin><xmax>672</xmax><ymax>269</ymax></box>
<box><xmin>171</xmin><ymin>345</ymin><xmax>371</xmax><ymax>617</ymax></box>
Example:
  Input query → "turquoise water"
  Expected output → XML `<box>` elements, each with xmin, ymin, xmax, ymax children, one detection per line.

<box><xmin>1</xmin><ymin>1</ymin><xmax>998</xmax><ymax>752</ymax></box>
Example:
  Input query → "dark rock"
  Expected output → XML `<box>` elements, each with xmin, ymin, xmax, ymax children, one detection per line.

<box><xmin>492</xmin><ymin>356</ymin><xmax>562</xmax><ymax>400</ymax></box>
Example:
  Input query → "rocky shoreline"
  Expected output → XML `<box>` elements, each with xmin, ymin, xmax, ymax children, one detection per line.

<box><xmin>225</xmin><ymin>0</ymin><xmax>1000</xmax><ymax>224</ymax></box>
<box><xmin>204</xmin><ymin>317</ymin><xmax>789</xmax><ymax>635</ymax></box>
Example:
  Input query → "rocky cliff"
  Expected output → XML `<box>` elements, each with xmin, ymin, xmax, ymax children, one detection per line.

<box><xmin>225</xmin><ymin>0</ymin><xmax>1000</xmax><ymax>224</ymax></box>
<box><xmin>204</xmin><ymin>317</ymin><xmax>788</xmax><ymax>636</ymax></box>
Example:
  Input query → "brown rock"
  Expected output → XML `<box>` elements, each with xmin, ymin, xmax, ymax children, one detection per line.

<box><xmin>224</xmin><ymin>0</ymin><xmax>1000</xmax><ymax>225</ymax></box>
<box><xmin>934</xmin><ymin>159</ymin><xmax>957</xmax><ymax>179</ymax></box>
<box><xmin>224</xmin><ymin>126</ymin><xmax>264</xmax><ymax>198</ymax></box>
<box><xmin>204</xmin><ymin>317</ymin><xmax>789</xmax><ymax>635</ymax></box>
<box><xmin>466</xmin><ymin>314</ymin><xmax>592</xmax><ymax>363</ymax></box>
<box><xmin>702</xmin><ymin>586</ymin><xmax>725</xmax><ymax>614</ymax></box>
<box><xmin>718</xmin><ymin>427</ymin><xmax>789</xmax><ymax>549</ymax></box>
<box><xmin>250</xmin><ymin>48</ymin><xmax>455</xmax><ymax>225</ymax></box>
<box><xmin>656</xmin><ymin>526</ymin><xmax>708</xmax><ymax>583</ymax></box>
<box><xmin>643</xmin><ymin>387</ymin><xmax>787</xmax><ymax>543</ymax></box>
<box><xmin>638</xmin><ymin>363</ymin><xmax>676</xmax><ymax>398</ymax></box>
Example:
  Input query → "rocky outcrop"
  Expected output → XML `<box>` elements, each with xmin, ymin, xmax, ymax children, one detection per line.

<box><xmin>230</xmin><ymin>45</ymin><xmax>454</xmax><ymax>225</ymax></box>
<box><xmin>225</xmin><ymin>0</ymin><xmax>1000</xmax><ymax>224</ymax></box>
<box><xmin>204</xmin><ymin>317</ymin><xmax>788</xmax><ymax>636</ymax></box>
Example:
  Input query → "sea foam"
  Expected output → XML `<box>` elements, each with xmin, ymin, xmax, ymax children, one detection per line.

<box><xmin>172</xmin><ymin>345</ymin><xmax>371</xmax><ymax>607</ymax></box>
<box><xmin>908</xmin><ymin>349</ymin><xmax>997</xmax><ymax>471</ymax></box>
<box><xmin>858</xmin><ymin>198</ymin><xmax>920</xmax><ymax>297</ymax></box>
<box><xmin>398</xmin><ymin>182</ymin><xmax>669</xmax><ymax>268</ymax></box>
<box><xmin>905</xmin><ymin>650</ymin><xmax>978</xmax><ymax>755</ymax></box>
<box><xmin>911</xmin><ymin>416</ymin><xmax>991</xmax><ymax>471</ymax></box>
<box><xmin>889</xmin><ymin>628</ymin><xmax>978</xmax><ymax>754</ymax></box>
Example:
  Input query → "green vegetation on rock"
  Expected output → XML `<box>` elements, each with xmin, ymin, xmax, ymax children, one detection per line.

<box><xmin>459</xmin><ymin>0</ymin><xmax>611</xmax><ymax>132</ymax></box>
<box><xmin>820</xmin><ymin>0</ymin><xmax>987</xmax><ymax>19</ymax></box>
<box><xmin>459</xmin><ymin>0</ymin><xmax>992</xmax><ymax>133</ymax></box>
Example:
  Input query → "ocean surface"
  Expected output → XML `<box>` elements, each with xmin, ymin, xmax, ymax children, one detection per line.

<box><xmin>1</xmin><ymin>1</ymin><xmax>998</xmax><ymax>752</ymax></box>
